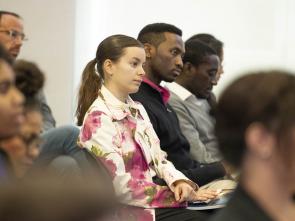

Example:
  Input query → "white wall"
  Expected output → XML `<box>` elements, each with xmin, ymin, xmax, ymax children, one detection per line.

<box><xmin>74</xmin><ymin>0</ymin><xmax>295</xmax><ymax>97</ymax></box>
<box><xmin>1</xmin><ymin>0</ymin><xmax>295</xmax><ymax>125</ymax></box>
<box><xmin>0</xmin><ymin>0</ymin><xmax>76</xmax><ymax>126</ymax></box>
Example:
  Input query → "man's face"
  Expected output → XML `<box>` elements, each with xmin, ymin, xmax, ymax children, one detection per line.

<box><xmin>0</xmin><ymin>14</ymin><xmax>24</xmax><ymax>59</ymax></box>
<box><xmin>0</xmin><ymin>60</ymin><xmax>24</xmax><ymax>139</ymax></box>
<box><xmin>213</xmin><ymin>48</ymin><xmax>224</xmax><ymax>86</ymax></box>
<box><xmin>188</xmin><ymin>54</ymin><xmax>219</xmax><ymax>99</ymax></box>
<box><xmin>150</xmin><ymin>32</ymin><xmax>185</xmax><ymax>83</ymax></box>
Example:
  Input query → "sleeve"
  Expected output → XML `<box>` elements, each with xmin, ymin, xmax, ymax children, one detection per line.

<box><xmin>168</xmin><ymin>97</ymin><xmax>217</xmax><ymax>163</ymax></box>
<box><xmin>37</xmin><ymin>90</ymin><xmax>56</xmax><ymax>131</ymax></box>
<box><xmin>137</xmin><ymin>105</ymin><xmax>198</xmax><ymax>191</ymax></box>
<box><xmin>79</xmin><ymin>109</ymin><xmax>185</xmax><ymax>208</ymax></box>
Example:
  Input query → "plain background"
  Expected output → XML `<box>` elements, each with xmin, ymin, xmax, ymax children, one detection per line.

<box><xmin>1</xmin><ymin>0</ymin><xmax>295</xmax><ymax>126</ymax></box>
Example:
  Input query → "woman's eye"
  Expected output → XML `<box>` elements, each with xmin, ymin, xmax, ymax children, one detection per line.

<box><xmin>131</xmin><ymin>62</ymin><xmax>138</xmax><ymax>67</ymax></box>
<box><xmin>0</xmin><ymin>82</ymin><xmax>11</xmax><ymax>94</ymax></box>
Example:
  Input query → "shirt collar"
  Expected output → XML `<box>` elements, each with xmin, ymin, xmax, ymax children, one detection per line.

<box><xmin>99</xmin><ymin>85</ymin><xmax>141</xmax><ymax>120</ymax></box>
<box><xmin>166</xmin><ymin>82</ymin><xmax>192</xmax><ymax>101</ymax></box>
<box><xmin>143</xmin><ymin>77</ymin><xmax>170</xmax><ymax>104</ymax></box>
<box><xmin>166</xmin><ymin>82</ymin><xmax>209</xmax><ymax>108</ymax></box>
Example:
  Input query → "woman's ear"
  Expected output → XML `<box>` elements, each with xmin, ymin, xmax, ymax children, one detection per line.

<box><xmin>245</xmin><ymin>123</ymin><xmax>275</xmax><ymax>159</ymax></box>
<box><xmin>103</xmin><ymin>59</ymin><xmax>113</xmax><ymax>77</ymax></box>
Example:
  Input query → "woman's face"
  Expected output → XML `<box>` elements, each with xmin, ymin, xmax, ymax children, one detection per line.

<box><xmin>0</xmin><ymin>61</ymin><xmax>24</xmax><ymax>138</ymax></box>
<box><xmin>1</xmin><ymin>110</ymin><xmax>43</xmax><ymax>178</ymax></box>
<box><xmin>106</xmin><ymin>47</ymin><xmax>146</xmax><ymax>97</ymax></box>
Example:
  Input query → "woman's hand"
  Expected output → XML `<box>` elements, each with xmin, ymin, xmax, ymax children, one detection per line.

<box><xmin>173</xmin><ymin>181</ymin><xmax>218</xmax><ymax>203</ymax></box>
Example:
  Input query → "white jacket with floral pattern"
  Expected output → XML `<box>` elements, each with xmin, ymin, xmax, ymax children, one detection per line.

<box><xmin>79</xmin><ymin>86</ymin><xmax>196</xmax><ymax>221</ymax></box>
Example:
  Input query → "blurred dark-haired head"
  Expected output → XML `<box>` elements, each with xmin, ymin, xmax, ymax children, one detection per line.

<box><xmin>215</xmin><ymin>70</ymin><xmax>295</xmax><ymax>169</ymax></box>
<box><xmin>14</xmin><ymin>59</ymin><xmax>45</xmax><ymax>98</ymax></box>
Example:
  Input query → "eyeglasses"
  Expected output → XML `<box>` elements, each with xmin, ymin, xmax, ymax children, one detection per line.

<box><xmin>0</xmin><ymin>29</ymin><xmax>28</xmax><ymax>41</ymax></box>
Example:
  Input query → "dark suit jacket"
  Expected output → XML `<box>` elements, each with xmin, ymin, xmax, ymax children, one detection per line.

<box><xmin>131</xmin><ymin>82</ymin><xmax>225</xmax><ymax>186</ymax></box>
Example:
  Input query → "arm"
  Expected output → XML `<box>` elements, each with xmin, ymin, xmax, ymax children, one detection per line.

<box><xmin>137</xmin><ymin>105</ymin><xmax>219</xmax><ymax>202</ymax></box>
<box><xmin>169</xmin><ymin>97</ymin><xmax>218</xmax><ymax>163</ymax></box>
<box><xmin>137</xmin><ymin>105</ymin><xmax>197</xmax><ymax>188</ymax></box>
<box><xmin>79</xmin><ymin>109</ymin><xmax>185</xmax><ymax>208</ymax></box>
<box><xmin>37</xmin><ymin>90</ymin><xmax>56</xmax><ymax>131</ymax></box>
<box><xmin>138</xmin><ymin>102</ymin><xmax>225</xmax><ymax>186</ymax></box>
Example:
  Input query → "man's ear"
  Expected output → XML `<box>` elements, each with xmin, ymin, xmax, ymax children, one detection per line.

<box><xmin>183</xmin><ymin>62</ymin><xmax>195</xmax><ymax>76</ymax></box>
<box><xmin>103</xmin><ymin>59</ymin><xmax>113</xmax><ymax>77</ymax></box>
<box><xmin>245</xmin><ymin>123</ymin><xmax>275</xmax><ymax>159</ymax></box>
<box><xmin>183</xmin><ymin>62</ymin><xmax>192</xmax><ymax>71</ymax></box>
<box><xmin>144</xmin><ymin>43</ymin><xmax>155</xmax><ymax>58</ymax></box>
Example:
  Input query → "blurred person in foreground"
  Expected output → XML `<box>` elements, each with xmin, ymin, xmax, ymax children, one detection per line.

<box><xmin>210</xmin><ymin>71</ymin><xmax>295</xmax><ymax>221</ymax></box>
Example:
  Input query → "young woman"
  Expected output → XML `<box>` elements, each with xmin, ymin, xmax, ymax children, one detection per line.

<box><xmin>211</xmin><ymin>71</ymin><xmax>295</xmax><ymax>221</ymax></box>
<box><xmin>76</xmin><ymin>34</ymin><xmax>218</xmax><ymax>221</ymax></box>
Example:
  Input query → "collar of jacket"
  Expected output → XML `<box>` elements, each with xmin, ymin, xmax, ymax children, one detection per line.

<box><xmin>98</xmin><ymin>85</ymin><xmax>143</xmax><ymax>121</ymax></box>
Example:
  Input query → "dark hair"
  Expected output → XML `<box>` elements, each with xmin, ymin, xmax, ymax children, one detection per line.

<box><xmin>215</xmin><ymin>71</ymin><xmax>295</xmax><ymax>167</ymax></box>
<box><xmin>0</xmin><ymin>43</ymin><xmax>13</xmax><ymax>65</ymax></box>
<box><xmin>13</xmin><ymin>60</ymin><xmax>44</xmax><ymax>115</ymax></box>
<box><xmin>187</xmin><ymin>34</ymin><xmax>223</xmax><ymax>59</ymax></box>
<box><xmin>0</xmin><ymin>11</ymin><xmax>21</xmax><ymax>21</ymax></box>
<box><xmin>137</xmin><ymin>23</ymin><xmax>182</xmax><ymax>47</ymax></box>
<box><xmin>183</xmin><ymin>39</ymin><xmax>217</xmax><ymax>67</ymax></box>
<box><xmin>76</xmin><ymin>34</ymin><xmax>143</xmax><ymax>126</ymax></box>
<box><xmin>14</xmin><ymin>60</ymin><xmax>45</xmax><ymax>98</ymax></box>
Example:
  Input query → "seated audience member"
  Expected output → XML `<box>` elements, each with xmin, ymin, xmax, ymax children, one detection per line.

<box><xmin>0</xmin><ymin>170</ymin><xmax>117</xmax><ymax>221</ymax></box>
<box><xmin>210</xmin><ymin>71</ymin><xmax>295</xmax><ymax>221</ymax></box>
<box><xmin>0</xmin><ymin>97</ymin><xmax>42</xmax><ymax>178</ymax></box>
<box><xmin>76</xmin><ymin>34</ymin><xmax>218</xmax><ymax>221</ymax></box>
<box><xmin>167</xmin><ymin>40</ymin><xmax>222</xmax><ymax>163</ymax></box>
<box><xmin>187</xmin><ymin>33</ymin><xmax>224</xmax><ymax>86</ymax></box>
<box><xmin>131</xmin><ymin>23</ymin><xmax>227</xmax><ymax>186</ymax></box>
<box><xmin>188</xmin><ymin>34</ymin><xmax>224</xmax><ymax>112</ymax></box>
<box><xmin>12</xmin><ymin>60</ymin><xmax>82</xmax><ymax>178</ymax></box>
<box><xmin>0</xmin><ymin>10</ymin><xmax>56</xmax><ymax>131</ymax></box>
<box><xmin>0</xmin><ymin>48</ymin><xmax>117</xmax><ymax>221</ymax></box>
<box><xmin>13</xmin><ymin>59</ymin><xmax>55</xmax><ymax>131</ymax></box>
<box><xmin>0</xmin><ymin>43</ymin><xmax>24</xmax><ymax>180</ymax></box>
<box><xmin>0</xmin><ymin>59</ymin><xmax>44</xmax><ymax>178</ymax></box>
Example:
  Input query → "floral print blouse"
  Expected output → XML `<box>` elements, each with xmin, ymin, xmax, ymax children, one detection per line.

<box><xmin>79</xmin><ymin>85</ymin><xmax>196</xmax><ymax>221</ymax></box>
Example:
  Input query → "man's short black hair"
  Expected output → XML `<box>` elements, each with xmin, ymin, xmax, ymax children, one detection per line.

<box><xmin>137</xmin><ymin>23</ymin><xmax>182</xmax><ymax>47</ymax></box>
<box><xmin>0</xmin><ymin>11</ymin><xmax>21</xmax><ymax>21</ymax></box>
<box><xmin>183</xmin><ymin>39</ymin><xmax>217</xmax><ymax>67</ymax></box>
<box><xmin>187</xmin><ymin>33</ymin><xmax>224</xmax><ymax>59</ymax></box>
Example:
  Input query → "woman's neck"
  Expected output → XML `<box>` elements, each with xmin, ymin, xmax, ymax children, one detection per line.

<box><xmin>103</xmin><ymin>84</ymin><xmax>128</xmax><ymax>103</ymax></box>
<box><xmin>242</xmin><ymin>159</ymin><xmax>295</xmax><ymax>221</ymax></box>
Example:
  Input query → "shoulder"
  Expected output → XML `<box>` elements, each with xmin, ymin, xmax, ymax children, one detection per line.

<box><xmin>83</xmin><ymin>97</ymin><xmax>114</xmax><ymax>125</ymax></box>
<box><xmin>169</xmin><ymin>91</ymin><xmax>185</xmax><ymax>106</ymax></box>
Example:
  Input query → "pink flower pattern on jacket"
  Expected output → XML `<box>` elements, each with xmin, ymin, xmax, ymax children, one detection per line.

<box><xmin>80</xmin><ymin>110</ymin><xmax>103</xmax><ymax>142</ymax></box>
<box><xmin>79</xmin><ymin>86</ymin><xmax>194</xmax><ymax>221</ymax></box>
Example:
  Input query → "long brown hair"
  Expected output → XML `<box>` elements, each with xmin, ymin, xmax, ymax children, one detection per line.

<box><xmin>76</xmin><ymin>35</ymin><xmax>143</xmax><ymax>126</ymax></box>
